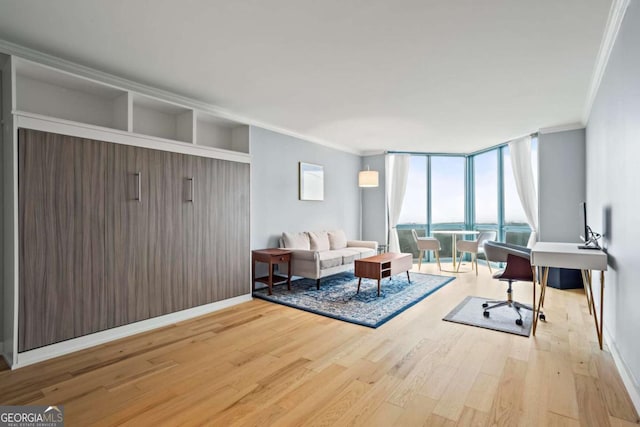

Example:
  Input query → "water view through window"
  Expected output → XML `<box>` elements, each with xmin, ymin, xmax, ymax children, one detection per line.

<box><xmin>397</xmin><ymin>139</ymin><xmax>537</xmax><ymax>259</ymax></box>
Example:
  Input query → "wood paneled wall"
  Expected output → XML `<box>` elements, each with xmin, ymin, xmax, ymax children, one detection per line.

<box><xmin>18</xmin><ymin>129</ymin><xmax>249</xmax><ymax>352</ymax></box>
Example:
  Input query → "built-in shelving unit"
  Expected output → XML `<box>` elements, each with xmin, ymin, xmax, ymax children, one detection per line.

<box><xmin>132</xmin><ymin>93</ymin><xmax>193</xmax><ymax>143</ymax></box>
<box><xmin>196</xmin><ymin>112</ymin><xmax>249</xmax><ymax>153</ymax></box>
<box><xmin>15</xmin><ymin>59</ymin><xmax>130</xmax><ymax>131</ymax></box>
<box><xmin>11</xmin><ymin>57</ymin><xmax>251</xmax><ymax>156</ymax></box>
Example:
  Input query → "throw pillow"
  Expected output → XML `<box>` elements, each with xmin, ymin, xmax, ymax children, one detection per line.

<box><xmin>282</xmin><ymin>231</ymin><xmax>310</xmax><ymax>250</ymax></box>
<box><xmin>328</xmin><ymin>230</ymin><xmax>347</xmax><ymax>250</ymax></box>
<box><xmin>308</xmin><ymin>231</ymin><xmax>331</xmax><ymax>251</ymax></box>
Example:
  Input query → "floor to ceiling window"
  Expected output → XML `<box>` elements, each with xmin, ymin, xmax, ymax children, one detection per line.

<box><xmin>396</xmin><ymin>137</ymin><xmax>537</xmax><ymax>261</ymax></box>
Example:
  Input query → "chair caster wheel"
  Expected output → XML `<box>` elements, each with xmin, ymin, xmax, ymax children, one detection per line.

<box><xmin>515</xmin><ymin>318</ymin><xmax>523</xmax><ymax>326</ymax></box>
<box><xmin>539</xmin><ymin>313</ymin><xmax>546</xmax><ymax>321</ymax></box>
<box><xmin>482</xmin><ymin>303</ymin><xmax>488</xmax><ymax>308</ymax></box>
<box><xmin>483</xmin><ymin>311</ymin><xmax>490</xmax><ymax>318</ymax></box>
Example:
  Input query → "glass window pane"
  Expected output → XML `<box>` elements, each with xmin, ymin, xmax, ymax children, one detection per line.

<box><xmin>505</xmin><ymin>230</ymin><xmax>531</xmax><ymax>246</ymax></box>
<box><xmin>398</xmin><ymin>156</ymin><xmax>427</xmax><ymax>225</ymax></box>
<box><xmin>431</xmin><ymin>156</ymin><xmax>465</xmax><ymax>224</ymax></box>
<box><xmin>398</xmin><ymin>228</ymin><xmax>424</xmax><ymax>257</ymax></box>
<box><xmin>473</xmin><ymin>151</ymin><xmax>498</xmax><ymax>224</ymax></box>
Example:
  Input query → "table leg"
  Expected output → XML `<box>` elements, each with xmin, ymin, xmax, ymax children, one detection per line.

<box><xmin>406</xmin><ymin>271</ymin><xmax>411</xmax><ymax>283</ymax></box>
<box><xmin>451</xmin><ymin>235</ymin><xmax>457</xmax><ymax>270</ymax></box>
<box><xmin>268</xmin><ymin>261</ymin><xmax>273</xmax><ymax>295</ymax></box>
<box><xmin>377</xmin><ymin>279</ymin><xmax>381</xmax><ymax>297</ymax></box>
<box><xmin>357</xmin><ymin>277</ymin><xmax>362</xmax><ymax>293</ymax></box>
<box><xmin>251</xmin><ymin>257</ymin><xmax>256</xmax><ymax>292</ymax></box>
<box><xmin>532</xmin><ymin>266</ymin><xmax>548</xmax><ymax>335</ymax></box>
<box><xmin>287</xmin><ymin>258</ymin><xmax>292</xmax><ymax>291</ymax></box>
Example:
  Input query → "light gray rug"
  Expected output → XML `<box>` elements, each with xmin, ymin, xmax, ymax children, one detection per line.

<box><xmin>443</xmin><ymin>295</ymin><xmax>533</xmax><ymax>337</ymax></box>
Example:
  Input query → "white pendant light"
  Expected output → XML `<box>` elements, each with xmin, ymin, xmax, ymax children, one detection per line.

<box><xmin>358</xmin><ymin>165</ymin><xmax>379</xmax><ymax>187</ymax></box>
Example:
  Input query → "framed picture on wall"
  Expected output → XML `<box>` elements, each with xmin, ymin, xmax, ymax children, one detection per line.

<box><xmin>299</xmin><ymin>162</ymin><xmax>324</xmax><ymax>201</ymax></box>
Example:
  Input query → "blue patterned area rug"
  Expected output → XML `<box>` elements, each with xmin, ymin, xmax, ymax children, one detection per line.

<box><xmin>252</xmin><ymin>272</ymin><xmax>455</xmax><ymax>328</ymax></box>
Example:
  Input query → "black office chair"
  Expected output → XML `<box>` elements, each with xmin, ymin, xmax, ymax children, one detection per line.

<box><xmin>482</xmin><ymin>241</ymin><xmax>545</xmax><ymax>326</ymax></box>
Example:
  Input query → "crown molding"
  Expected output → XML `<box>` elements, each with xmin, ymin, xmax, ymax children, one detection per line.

<box><xmin>0</xmin><ymin>39</ymin><xmax>362</xmax><ymax>156</ymax></box>
<box><xmin>538</xmin><ymin>122</ymin><xmax>585</xmax><ymax>135</ymax></box>
<box><xmin>583</xmin><ymin>0</ymin><xmax>631</xmax><ymax>123</ymax></box>
<box><xmin>361</xmin><ymin>150</ymin><xmax>386</xmax><ymax>157</ymax></box>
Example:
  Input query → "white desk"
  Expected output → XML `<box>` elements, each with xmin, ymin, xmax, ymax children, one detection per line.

<box><xmin>432</xmin><ymin>230</ymin><xmax>479</xmax><ymax>272</ymax></box>
<box><xmin>530</xmin><ymin>242</ymin><xmax>608</xmax><ymax>349</ymax></box>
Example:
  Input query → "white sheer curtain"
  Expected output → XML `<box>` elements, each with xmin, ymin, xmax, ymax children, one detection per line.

<box><xmin>386</xmin><ymin>154</ymin><xmax>411</xmax><ymax>253</ymax></box>
<box><xmin>509</xmin><ymin>136</ymin><xmax>538</xmax><ymax>247</ymax></box>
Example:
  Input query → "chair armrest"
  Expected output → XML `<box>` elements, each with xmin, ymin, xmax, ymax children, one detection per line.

<box><xmin>347</xmin><ymin>240</ymin><xmax>378</xmax><ymax>250</ymax></box>
<box><xmin>288</xmin><ymin>249</ymin><xmax>319</xmax><ymax>261</ymax></box>
<box><xmin>484</xmin><ymin>241</ymin><xmax>531</xmax><ymax>263</ymax></box>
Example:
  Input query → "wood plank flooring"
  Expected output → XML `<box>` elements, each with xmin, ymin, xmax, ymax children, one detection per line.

<box><xmin>1</xmin><ymin>263</ymin><xmax>638</xmax><ymax>426</ymax></box>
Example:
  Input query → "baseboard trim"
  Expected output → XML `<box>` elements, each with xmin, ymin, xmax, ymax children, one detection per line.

<box><xmin>12</xmin><ymin>294</ymin><xmax>252</xmax><ymax>370</ymax></box>
<box><xmin>603</xmin><ymin>327</ymin><xmax>640</xmax><ymax>416</ymax></box>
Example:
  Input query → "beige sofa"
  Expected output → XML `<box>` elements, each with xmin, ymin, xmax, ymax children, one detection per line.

<box><xmin>280</xmin><ymin>230</ymin><xmax>378</xmax><ymax>289</ymax></box>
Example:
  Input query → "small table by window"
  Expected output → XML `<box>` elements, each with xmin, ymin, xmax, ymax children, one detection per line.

<box><xmin>252</xmin><ymin>249</ymin><xmax>292</xmax><ymax>295</ymax></box>
<box><xmin>431</xmin><ymin>230</ymin><xmax>479</xmax><ymax>272</ymax></box>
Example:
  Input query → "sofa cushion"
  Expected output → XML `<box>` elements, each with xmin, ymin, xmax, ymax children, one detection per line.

<box><xmin>331</xmin><ymin>248</ymin><xmax>360</xmax><ymax>264</ymax></box>
<box><xmin>328</xmin><ymin>230</ymin><xmax>348</xmax><ymax>250</ymax></box>
<box><xmin>348</xmin><ymin>247</ymin><xmax>376</xmax><ymax>258</ymax></box>
<box><xmin>282</xmin><ymin>231</ymin><xmax>310</xmax><ymax>250</ymax></box>
<box><xmin>309</xmin><ymin>231</ymin><xmax>331</xmax><ymax>251</ymax></box>
<box><xmin>318</xmin><ymin>251</ymin><xmax>342</xmax><ymax>269</ymax></box>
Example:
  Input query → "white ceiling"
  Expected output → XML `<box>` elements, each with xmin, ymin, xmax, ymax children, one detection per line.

<box><xmin>0</xmin><ymin>0</ymin><xmax>612</xmax><ymax>154</ymax></box>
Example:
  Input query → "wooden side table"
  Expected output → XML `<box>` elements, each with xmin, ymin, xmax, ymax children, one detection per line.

<box><xmin>252</xmin><ymin>249</ymin><xmax>293</xmax><ymax>295</ymax></box>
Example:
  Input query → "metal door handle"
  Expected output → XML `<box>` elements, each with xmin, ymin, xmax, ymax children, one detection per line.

<box><xmin>187</xmin><ymin>177</ymin><xmax>194</xmax><ymax>202</ymax></box>
<box><xmin>134</xmin><ymin>172</ymin><xmax>141</xmax><ymax>202</ymax></box>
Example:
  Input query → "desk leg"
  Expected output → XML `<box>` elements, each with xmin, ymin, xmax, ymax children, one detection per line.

<box><xmin>540</xmin><ymin>267</ymin><xmax>549</xmax><ymax>308</ymax></box>
<box><xmin>599</xmin><ymin>272</ymin><xmax>604</xmax><ymax>349</ymax></box>
<box><xmin>583</xmin><ymin>269</ymin><xmax>604</xmax><ymax>350</ymax></box>
<box><xmin>532</xmin><ymin>266</ymin><xmax>548</xmax><ymax>335</ymax></box>
<box><xmin>580</xmin><ymin>270</ymin><xmax>593</xmax><ymax>315</ymax></box>
<box><xmin>532</xmin><ymin>266</ymin><xmax>537</xmax><ymax>319</ymax></box>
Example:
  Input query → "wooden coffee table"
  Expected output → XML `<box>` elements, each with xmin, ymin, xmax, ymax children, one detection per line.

<box><xmin>354</xmin><ymin>252</ymin><xmax>413</xmax><ymax>297</ymax></box>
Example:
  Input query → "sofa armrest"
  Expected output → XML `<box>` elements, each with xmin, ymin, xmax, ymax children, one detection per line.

<box><xmin>347</xmin><ymin>240</ymin><xmax>378</xmax><ymax>250</ymax></box>
<box><xmin>288</xmin><ymin>249</ymin><xmax>320</xmax><ymax>261</ymax></box>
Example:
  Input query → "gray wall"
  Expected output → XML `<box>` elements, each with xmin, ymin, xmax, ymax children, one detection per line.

<box><xmin>361</xmin><ymin>154</ymin><xmax>386</xmax><ymax>245</ymax></box>
<box><xmin>0</xmin><ymin>65</ymin><xmax>3</xmax><ymax>350</ymax></box>
<box><xmin>250</xmin><ymin>126</ymin><xmax>362</xmax><ymax>250</ymax></box>
<box><xmin>586</xmin><ymin>0</ymin><xmax>640</xmax><ymax>406</ymax></box>
<box><xmin>538</xmin><ymin>128</ymin><xmax>586</xmax><ymax>242</ymax></box>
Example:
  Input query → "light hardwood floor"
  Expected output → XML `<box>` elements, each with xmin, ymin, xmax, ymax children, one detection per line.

<box><xmin>1</xmin><ymin>263</ymin><xmax>638</xmax><ymax>426</ymax></box>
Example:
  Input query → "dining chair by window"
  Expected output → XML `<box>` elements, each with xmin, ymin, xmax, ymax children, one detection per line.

<box><xmin>455</xmin><ymin>231</ymin><xmax>497</xmax><ymax>275</ymax></box>
<box><xmin>411</xmin><ymin>229</ymin><xmax>441</xmax><ymax>271</ymax></box>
